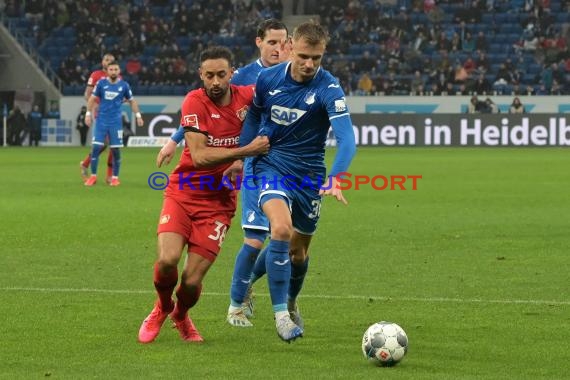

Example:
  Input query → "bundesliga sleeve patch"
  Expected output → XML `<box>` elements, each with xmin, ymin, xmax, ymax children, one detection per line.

<box><xmin>335</xmin><ymin>99</ymin><xmax>347</xmax><ymax>112</ymax></box>
<box><xmin>183</xmin><ymin>114</ymin><xmax>199</xmax><ymax>129</ymax></box>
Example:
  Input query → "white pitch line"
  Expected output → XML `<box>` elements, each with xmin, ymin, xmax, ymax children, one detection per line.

<box><xmin>1</xmin><ymin>286</ymin><xmax>569</xmax><ymax>306</ymax></box>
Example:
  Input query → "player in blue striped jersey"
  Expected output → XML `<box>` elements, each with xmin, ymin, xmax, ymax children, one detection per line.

<box><xmin>240</xmin><ymin>22</ymin><xmax>356</xmax><ymax>342</ymax></box>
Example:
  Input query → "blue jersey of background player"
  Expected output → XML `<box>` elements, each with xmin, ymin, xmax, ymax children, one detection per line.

<box><xmin>238</xmin><ymin>22</ymin><xmax>356</xmax><ymax>342</ymax></box>
<box><xmin>92</xmin><ymin>78</ymin><xmax>132</xmax><ymax>138</ymax></box>
<box><xmin>85</xmin><ymin>61</ymin><xmax>143</xmax><ymax>186</ymax></box>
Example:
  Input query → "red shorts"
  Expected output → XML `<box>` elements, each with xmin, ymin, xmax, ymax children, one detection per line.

<box><xmin>157</xmin><ymin>195</ymin><xmax>236</xmax><ymax>262</ymax></box>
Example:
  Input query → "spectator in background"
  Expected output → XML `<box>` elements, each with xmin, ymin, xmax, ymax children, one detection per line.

<box><xmin>27</xmin><ymin>104</ymin><xmax>43</xmax><ymax>146</ymax></box>
<box><xmin>46</xmin><ymin>102</ymin><xmax>60</xmax><ymax>119</ymax></box>
<box><xmin>509</xmin><ymin>97</ymin><xmax>526</xmax><ymax>113</ymax></box>
<box><xmin>473</xmin><ymin>73</ymin><xmax>492</xmax><ymax>95</ymax></box>
<box><xmin>7</xmin><ymin>105</ymin><xmax>26</xmax><ymax>146</ymax></box>
<box><xmin>357</xmin><ymin>72</ymin><xmax>373</xmax><ymax>95</ymax></box>
<box><xmin>484</xmin><ymin>98</ymin><xmax>500</xmax><ymax>113</ymax></box>
<box><xmin>76</xmin><ymin>106</ymin><xmax>89</xmax><ymax>147</ymax></box>
<box><xmin>467</xmin><ymin>95</ymin><xmax>486</xmax><ymax>113</ymax></box>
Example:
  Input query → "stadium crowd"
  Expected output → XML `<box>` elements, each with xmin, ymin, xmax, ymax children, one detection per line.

<box><xmin>2</xmin><ymin>0</ymin><xmax>570</xmax><ymax>96</ymax></box>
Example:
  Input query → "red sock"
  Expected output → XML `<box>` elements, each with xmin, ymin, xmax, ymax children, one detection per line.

<box><xmin>153</xmin><ymin>263</ymin><xmax>178</xmax><ymax>312</ymax></box>
<box><xmin>172</xmin><ymin>284</ymin><xmax>202</xmax><ymax>320</ymax></box>
<box><xmin>81</xmin><ymin>153</ymin><xmax>91</xmax><ymax>168</ymax></box>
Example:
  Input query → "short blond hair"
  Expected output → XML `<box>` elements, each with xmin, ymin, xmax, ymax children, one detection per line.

<box><xmin>292</xmin><ymin>22</ymin><xmax>329</xmax><ymax>46</ymax></box>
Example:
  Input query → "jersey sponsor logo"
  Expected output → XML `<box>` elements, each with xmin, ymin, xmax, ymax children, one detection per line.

<box><xmin>270</xmin><ymin>105</ymin><xmax>307</xmax><ymax>126</ymax></box>
<box><xmin>268</xmin><ymin>89</ymin><xmax>282</xmax><ymax>96</ymax></box>
<box><xmin>236</xmin><ymin>105</ymin><xmax>249</xmax><ymax>121</ymax></box>
<box><xmin>160</xmin><ymin>214</ymin><xmax>170</xmax><ymax>224</ymax></box>
<box><xmin>334</xmin><ymin>99</ymin><xmax>347</xmax><ymax>112</ymax></box>
<box><xmin>328</xmin><ymin>83</ymin><xmax>340</xmax><ymax>88</ymax></box>
<box><xmin>183</xmin><ymin>114</ymin><xmax>199</xmax><ymax>129</ymax></box>
<box><xmin>304</xmin><ymin>92</ymin><xmax>316</xmax><ymax>105</ymax></box>
<box><xmin>104</xmin><ymin>91</ymin><xmax>119</xmax><ymax>100</ymax></box>
<box><xmin>211</xmin><ymin>113</ymin><xmax>221</xmax><ymax>118</ymax></box>
<box><xmin>207</xmin><ymin>135</ymin><xmax>240</xmax><ymax>147</ymax></box>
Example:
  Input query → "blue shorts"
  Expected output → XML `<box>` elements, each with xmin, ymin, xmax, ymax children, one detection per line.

<box><xmin>92</xmin><ymin>121</ymin><xmax>123</xmax><ymax>147</ymax></box>
<box><xmin>240</xmin><ymin>158</ymin><xmax>269</xmax><ymax>232</ymax></box>
<box><xmin>255</xmin><ymin>167</ymin><xmax>322</xmax><ymax>235</ymax></box>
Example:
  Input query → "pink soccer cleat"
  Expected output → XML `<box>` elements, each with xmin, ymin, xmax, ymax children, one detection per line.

<box><xmin>84</xmin><ymin>176</ymin><xmax>97</xmax><ymax>186</ymax></box>
<box><xmin>171</xmin><ymin>314</ymin><xmax>204</xmax><ymax>342</ymax></box>
<box><xmin>138</xmin><ymin>303</ymin><xmax>170</xmax><ymax>343</ymax></box>
<box><xmin>109</xmin><ymin>177</ymin><xmax>121</xmax><ymax>186</ymax></box>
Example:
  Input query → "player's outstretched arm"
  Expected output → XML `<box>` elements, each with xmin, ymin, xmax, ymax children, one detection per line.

<box><xmin>184</xmin><ymin>129</ymin><xmax>269</xmax><ymax>168</ymax></box>
<box><xmin>157</xmin><ymin>139</ymin><xmax>177</xmax><ymax>168</ymax></box>
<box><xmin>156</xmin><ymin>126</ymin><xmax>185</xmax><ymax>167</ymax></box>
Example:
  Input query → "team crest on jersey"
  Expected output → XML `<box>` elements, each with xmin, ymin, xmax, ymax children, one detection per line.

<box><xmin>304</xmin><ymin>92</ymin><xmax>316</xmax><ymax>105</ymax></box>
<box><xmin>183</xmin><ymin>114</ymin><xmax>199</xmax><ymax>129</ymax></box>
<box><xmin>160</xmin><ymin>214</ymin><xmax>170</xmax><ymax>224</ymax></box>
<box><xmin>236</xmin><ymin>106</ymin><xmax>249</xmax><ymax>121</ymax></box>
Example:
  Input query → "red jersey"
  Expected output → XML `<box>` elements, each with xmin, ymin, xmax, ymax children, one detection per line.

<box><xmin>87</xmin><ymin>69</ymin><xmax>107</xmax><ymax>88</ymax></box>
<box><xmin>166</xmin><ymin>85</ymin><xmax>254</xmax><ymax>200</ymax></box>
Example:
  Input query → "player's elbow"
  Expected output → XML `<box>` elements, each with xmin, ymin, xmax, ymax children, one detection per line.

<box><xmin>190</xmin><ymin>153</ymin><xmax>208</xmax><ymax>168</ymax></box>
<box><xmin>189</xmin><ymin>151</ymin><xmax>214</xmax><ymax>168</ymax></box>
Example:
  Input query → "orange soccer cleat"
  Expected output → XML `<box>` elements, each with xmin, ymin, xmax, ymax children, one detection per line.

<box><xmin>109</xmin><ymin>177</ymin><xmax>121</xmax><ymax>187</ymax></box>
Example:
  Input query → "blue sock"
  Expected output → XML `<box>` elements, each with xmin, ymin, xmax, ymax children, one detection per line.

<box><xmin>265</xmin><ymin>240</ymin><xmax>290</xmax><ymax>313</ymax></box>
<box><xmin>111</xmin><ymin>148</ymin><xmax>121</xmax><ymax>176</ymax></box>
<box><xmin>229</xmin><ymin>244</ymin><xmax>260</xmax><ymax>306</ymax></box>
<box><xmin>90</xmin><ymin>144</ymin><xmax>103</xmax><ymax>175</ymax></box>
<box><xmin>250</xmin><ymin>246</ymin><xmax>269</xmax><ymax>284</ymax></box>
<box><xmin>289</xmin><ymin>256</ymin><xmax>309</xmax><ymax>301</ymax></box>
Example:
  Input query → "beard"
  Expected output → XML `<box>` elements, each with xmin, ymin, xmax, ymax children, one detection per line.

<box><xmin>206</xmin><ymin>86</ymin><xmax>227</xmax><ymax>101</ymax></box>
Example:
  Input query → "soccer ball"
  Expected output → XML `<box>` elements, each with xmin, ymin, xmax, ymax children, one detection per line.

<box><xmin>361</xmin><ymin>321</ymin><xmax>408</xmax><ymax>366</ymax></box>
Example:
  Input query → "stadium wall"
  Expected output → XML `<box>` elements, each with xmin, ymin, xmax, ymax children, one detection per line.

<box><xmin>59</xmin><ymin>96</ymin><xmax>570</xmax><ymax>147</ymax></box>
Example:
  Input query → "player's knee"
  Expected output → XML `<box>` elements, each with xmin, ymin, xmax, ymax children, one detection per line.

<box><xmin>180</xmin><ymin>277</ymin><xmax>201</xmax><ymax>292</ymax></box>
<box><xmin>290</xmin><ymin>249</ymin><xmax>307</xmax><ymax>265</ymax></box>
<box><xmin>270</xmin><ymin>222</ymin><xmax>293</xmax><ymax>241</ymax></box>
<box><xmin>156</xmin><ymin>250</ymin><xmax>180</xmax><ymax>269</ymax></box>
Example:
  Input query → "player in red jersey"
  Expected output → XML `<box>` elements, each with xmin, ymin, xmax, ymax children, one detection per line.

<box><xmin>138</xmin><ymin>46</ymin><xmax>270</xmax><ymax>343</ymax></box>
<box><xmin>79</xmin><ymin>53</ymin><xmax>115</xmax><ymax>183</ymax></box>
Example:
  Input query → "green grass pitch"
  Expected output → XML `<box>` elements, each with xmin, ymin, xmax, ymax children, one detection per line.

<box><xmin>0</xmin><ymin>146</ymin><xmax>568</xmax><ymax>379</ymax></box>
